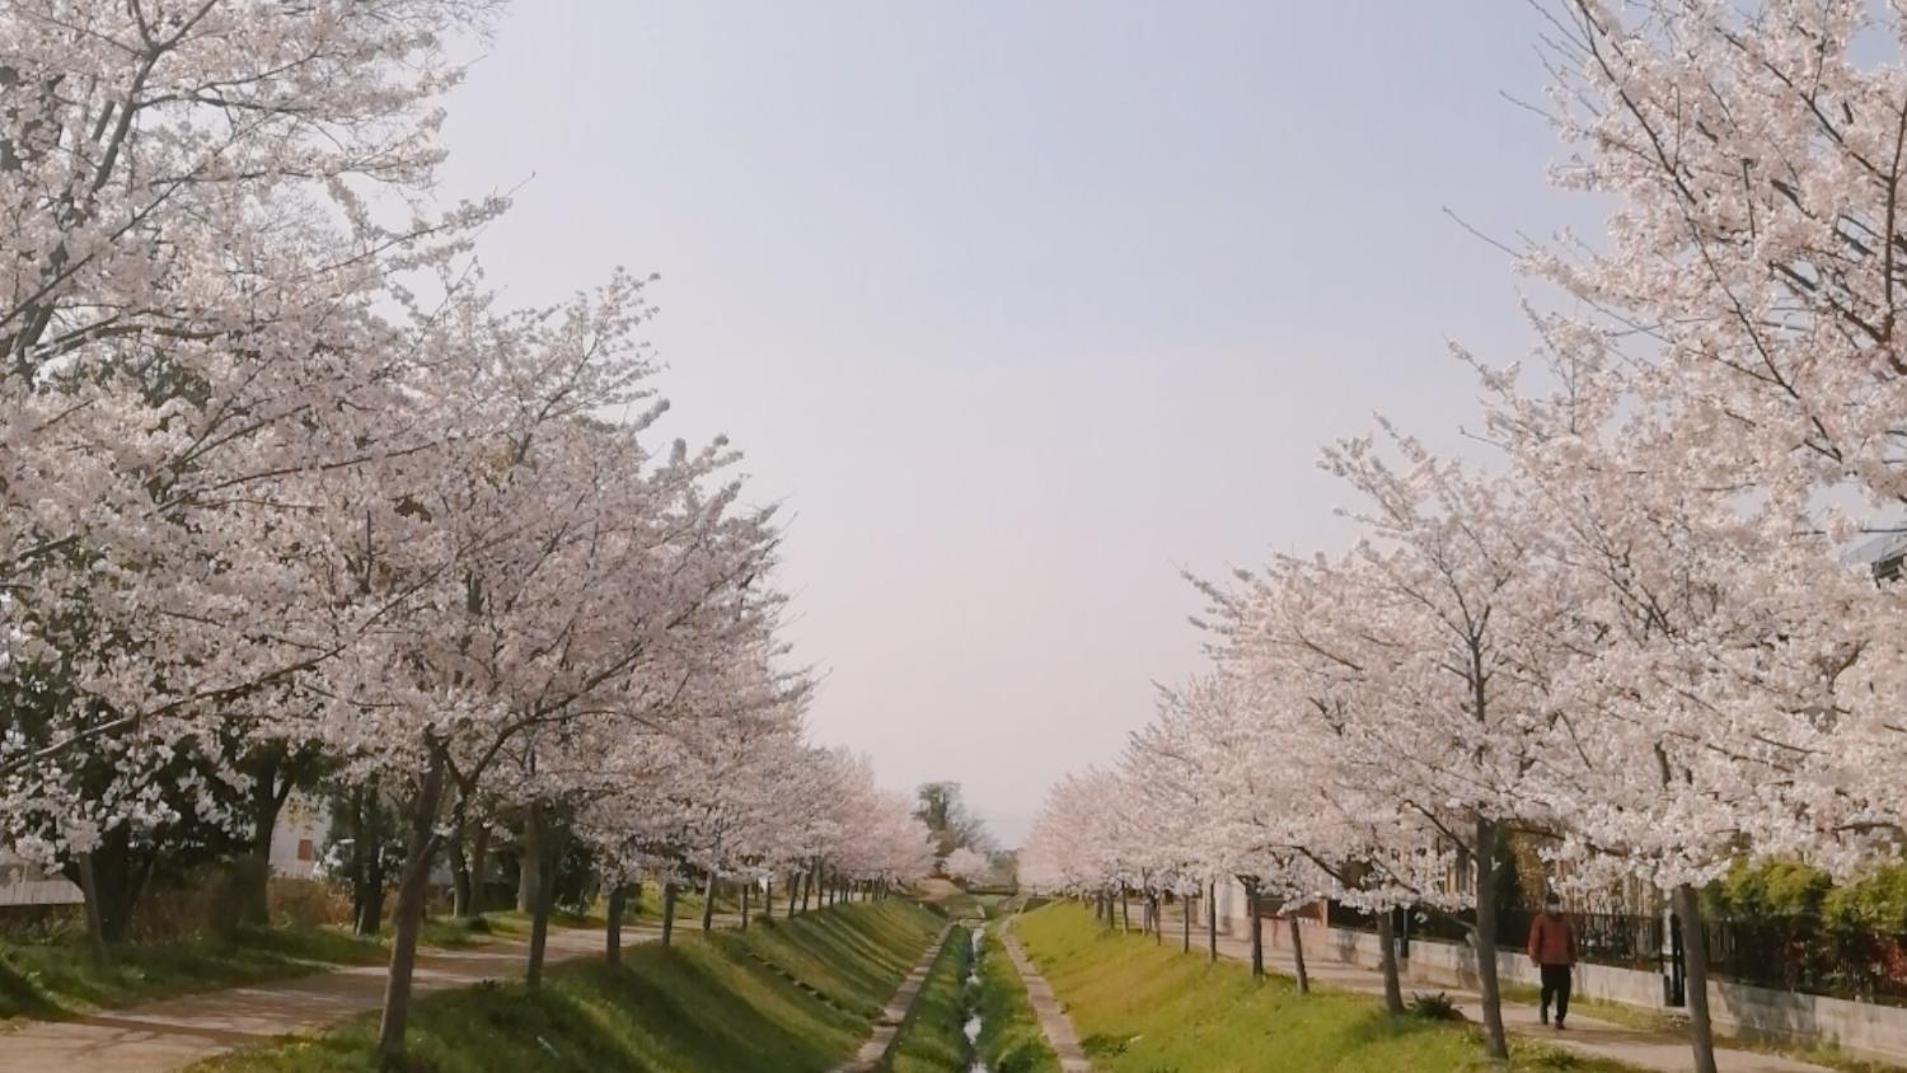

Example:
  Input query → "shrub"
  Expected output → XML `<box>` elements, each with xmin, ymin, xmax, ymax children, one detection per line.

<box><xmin>270</xmin><ymin>878</ymin><xmax>352</xmax><ymax>930</ymax></box>
<box><xmin>1406</xmin><ymin>991</ymin><xmax>1464</xmax><ymax>1021</ymax></box>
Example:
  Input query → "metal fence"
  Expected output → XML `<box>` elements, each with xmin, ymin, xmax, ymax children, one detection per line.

<box><xmin>1706</xmin><ymin>916</ymin><xmax>1907</xmax><ymax>1007</ymax></box>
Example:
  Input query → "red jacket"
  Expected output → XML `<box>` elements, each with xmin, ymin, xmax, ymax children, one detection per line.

<box><xmin>1527</xmin><ymin>912</ymin><xmax>1576</xmax><ymax>966</ymax></box>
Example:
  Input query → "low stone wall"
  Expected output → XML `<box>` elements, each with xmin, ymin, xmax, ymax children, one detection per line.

<box><xmin>1285</xmin><ymin>923</ymin><xmax>1907</xmax><ymax>1065</ymax></box>
<box><xmin>1714</xmin><ymin>979</ymin><xmax>1907</xmax><ymax>1064</ymax></box>
<box><xmin>1394</xmin><ymin>930</ymin><xmax>1664</xmax><ymax>1009</ymax></box>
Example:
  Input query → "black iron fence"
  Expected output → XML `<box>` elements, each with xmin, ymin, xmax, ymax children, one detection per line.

<box><xmin>1325</xmin><ymin>901</ymin><xmax>1907</xmax><ymax>1006</ymax></box>
<box><xmin>1705</xmin><ymin>915</ymin><xmax>1907</xmax><ymax>1006</ymax></box>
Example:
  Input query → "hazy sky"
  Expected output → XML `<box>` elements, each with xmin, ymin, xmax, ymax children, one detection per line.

<box><xmin>438</xmin><ymin>2</ymin><xmax>1594</xmax><ymax>844</ymax></box>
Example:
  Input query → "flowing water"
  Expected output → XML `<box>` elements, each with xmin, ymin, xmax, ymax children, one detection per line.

<box><xmin>964</xmin><ymin>924</ymin><xmax>988</xmax><ymax>1073</ymax></box>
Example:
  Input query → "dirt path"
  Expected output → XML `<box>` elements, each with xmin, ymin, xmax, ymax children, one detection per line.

<box><xmin>1188</xmin><ymin>913</ymin><xmax>1836</xmax><ymax>1073</ymax></box>
<box><xmin>1</xmin><ymin>922</ymin><xmax>637</xmax><ymax>1073</ymax></box>
<box><xmin>828</xmin><ymin>922</ymin><xmax>953</xmax><ymax>1073</ymax></box>
<box><xmin>1000</xmin><ymin>921</ymin><xmax>1094</xmax><ymax>1073</ymax></box>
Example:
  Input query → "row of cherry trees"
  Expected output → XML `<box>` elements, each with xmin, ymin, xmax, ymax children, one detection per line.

<box><xmin>0</xmin><ymin>2</ymin><xmax>933</xmax><ymax>1067</ymax></box>
<box><xmin>1024</xmin><ymin>3</ymin><xmax>1907</xmax><ymax>1069</ymax></box>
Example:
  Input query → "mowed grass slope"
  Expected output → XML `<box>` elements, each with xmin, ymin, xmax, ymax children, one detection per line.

<box><xmin>1013</xmin><ymin>903</ymin><xmax>1636</xmax><ymax>1073</ymax></box>
<box><xmin>193</xmin><ymin>899</ymin><xmax>942</xmax><ymax>1073</ymax></box>
<box><xmin>0</xmin><ymin>926</ymin><xmax>387</xmax><ymax>1023</ymax></box>
<box><xmin>976</xmin><ymin>924</ymin><xmax>1061</xmax><ymax>1073</ymax></box>
<box><xmin>888</xmin><ymin>928</ymin><xmax>973</xmax><ymax>1073</ymax></box>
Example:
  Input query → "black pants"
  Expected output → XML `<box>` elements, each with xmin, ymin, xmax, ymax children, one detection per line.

<box><xmin>1540</xmin><ymin>964</ymin><xmax>1573</xmax><ymax>1024</ymax></box>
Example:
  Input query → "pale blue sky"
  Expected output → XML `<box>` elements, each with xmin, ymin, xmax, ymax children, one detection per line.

<box><xmin>439</xmin><ymin>2</ymin><xmax>1589</xmax><ymax>844</ymax></box>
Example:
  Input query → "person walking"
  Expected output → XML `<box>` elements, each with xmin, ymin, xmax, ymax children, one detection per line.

<box><xmin>1527</xmin><ymin>893</ymin><xmax>1577</xmax><ymax>1029</ymax></box>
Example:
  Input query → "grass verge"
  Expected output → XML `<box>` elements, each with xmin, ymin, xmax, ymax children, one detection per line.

<box><xmin>190</xmin><ymin>899</ymin><xmax>942</xmax><ymax>1073</ymax></box>
<box><xmin>0</xmin><ymin>926</ymin><xmax>386</xmax><ymax>1022</ymax></box>
<box><xmin>1013</xmin><ymin>903</ymin><xmax>1639</xmax><ymax>1073</ymax></box>
<box><xmin>977</xmin><ymin>923</ymin><xmax>1061</xmax><ymax>1073</ymax></box>
<box><xmin>889</xmin><ymin>927</ymin><xmax>974</xmax><ymax>1073</ymax></box>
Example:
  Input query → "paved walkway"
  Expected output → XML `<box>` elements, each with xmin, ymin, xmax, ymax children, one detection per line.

<box><xmin>1001</xmin><ymin>921</ymin><xmax>1093</xmax><ymax>1073</ymax></box>
<box><xmin>828</xmin><ymin>923</ymin><xmax>953</xmax><ymax>1073</ymax></box>
<box><xmin>1188</xmin><ymin>912</ymin><xmax>1834</xmax><ymax>1073</ymax></box>
<box><xmin>2</xmin><ymin>922</ymin><xmax>642</xmax><ymax>1073</ymax></box>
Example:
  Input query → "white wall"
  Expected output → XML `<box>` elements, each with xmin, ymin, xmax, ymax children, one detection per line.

<box><xmin>0</xmin><ymin>852</ymin><xmax>82</xmax><ymax>907</ymax></box>
<box><xmin>266</xmin><ymin>792</ymin><xmax>330</xmax><ymax>880</ymax></box>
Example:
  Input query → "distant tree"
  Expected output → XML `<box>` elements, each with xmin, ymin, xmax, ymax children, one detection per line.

<box><xmin>943</xmin><ymin>847</ymin><xmax>993</xmax><ymax>886</ymax></box>
<box><xmin>915</xmin><ymin>782</ymin><xmax>993</xmax><ymax>860</ymax></box>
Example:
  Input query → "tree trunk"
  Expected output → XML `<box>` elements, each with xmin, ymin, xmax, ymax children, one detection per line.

<box><xmin>701</xmin><ymin>871</ymin><xmax>717</xmax><ymax>932</ymax></box>
<box><xmin>76</xmin><ymin>851</ymin><xmax>109</xmax><ymax>964</ymax></box>
<box><xmin>1181</xmin><ymin>893</ymin><xmax>1191</xmax><ymax>953</ymax></box>
<box><xmin>1246</xmin><ymin>881</ymin><xmax>1265</xmax><ymax>979</ymax></box>
<box><xmin>1376</xmin><ymin>907</ymin><xmax>1405</xmax><ymax>1016</ymax></box>
<box><xmin>1152</xmin><ymin>895</ymin><xmax>1162</xmax><ymax>945</ymax></box>
<box><xmin>801</xmin><ymin>867</ymin><xmax>814</xmax><ymax>912</ymax></box>
<box><xmin>355</xmin><ymin>789</ymin><xmax>387</xmax><ymax>937</ymax></box>
<box><xmin>1120</xmin><ymin>889</ymin><xmax>1131</xmax><ymax>932</ymax></box>
<box><xmin>1674</xmin><ymin>884</ymin><xmax>1720</xmax><ymax>1073</ymax></box>
<box><xmin>516</xmin><ymin>809</ymin><xmax>542</xmax><ymax>914</ymax></box>
<box><xmin>374</xmin><ymin>749</ymin><xmax>448</xmax><ymax>1071</ymax></box>
<box><xmin>448</xmin><ymin>814</ymin><xmax>472</xmax><ymax>920</ymax></box>
<box><xmin>240</xmin><ymin>757</ymin><xmax>285</xmax><ymax>928</ymax></box>
<box><xmin>466</xmin><ymin>822</ymin><xmax>491</xmax><ymax>918</ymax></box>
<box><xmin>525</xmin><ymin>804</ymin><xmax>553</xmax><ymax>992</ymax></box>
<box><xmin>1472</xmin><ymin>817</ymin><xmax>1509</xmax><ymax>1061</ymax></box>
<box><xmin>1207</xmin><ymin>880</ymin><xmax>1218</xmax><ymax>963</ymax></box>
<box><xmin>661</xmin><ymin>881</ymin><xmax>678</xmax><ymax>949</ymax></box>
<box><xmin>741</xmin><ymin>879</ymin><xmax>752</xmax><ymax>930</ymax></box>
<box><xmin>605</xmin><ymin>884</ymin><xmax>626</xmax><ymax>967</ymax></box>
<box><xmin>765</xmin><ymin>876</ymin><xmax>773</xmax><ymax>921</ymax></box>
<box><xmin>1288</xmin><ymin>913</ymin><xmax>1310</xmax><ymax>994</ymax></box>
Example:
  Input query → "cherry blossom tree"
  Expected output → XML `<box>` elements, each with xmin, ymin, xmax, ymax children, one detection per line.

<box><xmin>943</xmin><ymin>846</ymin><xmax>992</xmax><ymax>886</ymax></box>
<box><xmin>0</xmin><ymin>0</ymin><xmax>510</xmax><ymax>967</ymax></box>
<box><xmin>1526</xmin><ymin>0</ymin><xmax>1907</xmax><ymax>875</ymax></box>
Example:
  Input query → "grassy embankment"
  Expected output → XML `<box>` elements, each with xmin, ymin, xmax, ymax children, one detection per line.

<box><xmin>0</xmin><ymin>877</ymin><xmax>776</xmax><ymax>1025</ymax></box>
<box><xmin>976</xmin><ymin>922</ymin><xmax>1062</xmax><ymax>1073</ymax></box>
<box><xmin>191</xmin><ymin>898</ymin><xmax>942</xmax><ymax>1073</ymax></box>
<box><xmin>0</xmin><ymin>925</ymin><xmax>387</xmax><ymax>1023</ymax></box>
<box><xmin>1013</xmin><ymin>902</ymin><xmax>1639</xmax><ymax>1073</ymax></box>
<box><xmin>889</xmin><ymin>914</ymin><xmax>1065</xmax><ymax>1073</ymax></box>
<box><xmin>888</xmin><ymin>927</ymin><xmax>975</xmax><ymax>1073</ymax></box>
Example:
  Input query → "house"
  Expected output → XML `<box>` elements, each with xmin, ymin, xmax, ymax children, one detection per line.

<box><xmin>0</xmin><ymin>791</ymin><xmax>334</xmax><ymax>907</ymax></box>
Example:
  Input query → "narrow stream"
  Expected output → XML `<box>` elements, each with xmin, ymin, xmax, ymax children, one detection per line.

<box><xmin>963</xmin><ymin>924</ymin><xmax>987</xmax><ymax>1073</ymax></box>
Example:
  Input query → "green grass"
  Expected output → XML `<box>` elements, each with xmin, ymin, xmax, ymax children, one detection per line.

<box><xmin>0</xmin><ymin>926</ymin><xmax>387</xmax><ymax>1022</ymax></box>
<box><xmin>976</xmin><ymin>924</ymin><xmax>1061</xmax><ymax>1073</ymax></box>
<box><xmin>888</xmin><ymin>928</ymin><xmax>975</xmax><ymax>1073</ymax></box>
<box><xmin>915</xmin><ymin>878</ymin><xmax>984</xmax><ymax>921</ymax></box>
<box><xmin>0</xmin><ymin>899</ymin><xmax>637</xmax><ymax>1025</ymax></box>
<box><xmin>190</xmin><ymin>899</ymin><xmax>944</xmax><ymax>1073</ymax></box>
<box><xmin>1013</xmin><ymin>903</ymin><xmax>1639</xmax><ymax>1073</ymax></box>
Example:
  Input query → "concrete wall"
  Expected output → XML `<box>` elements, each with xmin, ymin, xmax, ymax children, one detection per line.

<box><xmin>1397</xmin><ymin>929</ymin><xmax>1665</xmax><ymax>1010</ymax></box>
<box><xmin>1714</xmin><ymin>979</ymin><xmax>1907</xmax><ymax>1064</ymax></box>
<box><xmin>1286</xmin><ymin>922</ymin><xmax>1907</xmax><ymax>1065</ymax></box>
